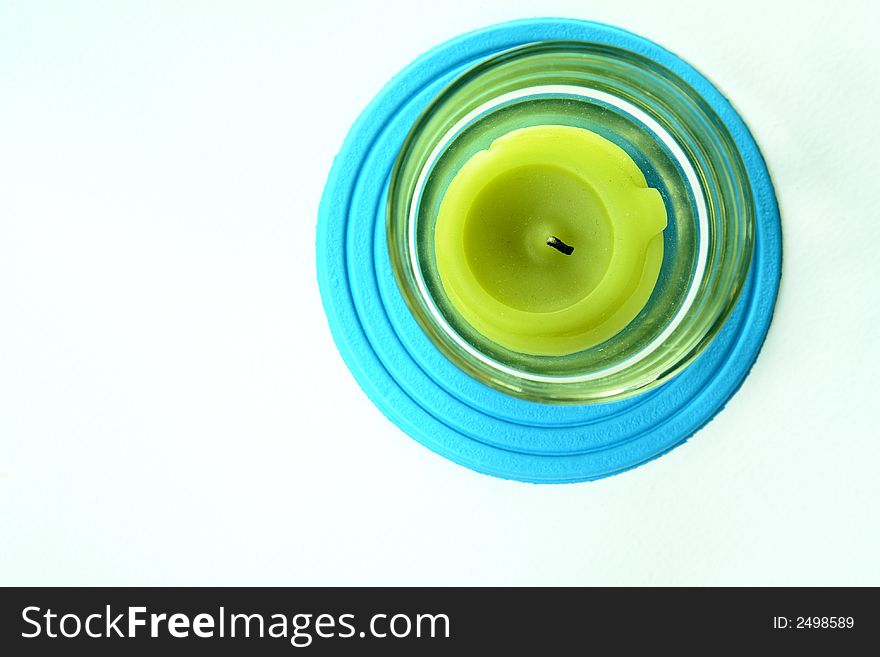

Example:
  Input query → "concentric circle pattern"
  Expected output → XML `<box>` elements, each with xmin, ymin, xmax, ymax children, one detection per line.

<box><xmin>317</xmin><ymin>19</ymin><xmax>781</xmax><ymax>483</ymax></box>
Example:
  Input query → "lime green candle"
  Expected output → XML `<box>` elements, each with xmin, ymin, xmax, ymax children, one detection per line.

<box><xmin>434</xmin><ymin>125</ymin><xmax>667</xmax><ymax>356</ymax></box>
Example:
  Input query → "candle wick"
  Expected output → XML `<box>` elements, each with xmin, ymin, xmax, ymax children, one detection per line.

<box><xmin>547</xmin><ymin>236</ymin><xmax>574</xmax><ymax>256</ymax></box>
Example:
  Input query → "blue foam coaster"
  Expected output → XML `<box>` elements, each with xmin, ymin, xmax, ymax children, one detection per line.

<box><xmin>316</xmin><ymin>18</ymin><xmax>782</xmax><ymax>483</ymax></box>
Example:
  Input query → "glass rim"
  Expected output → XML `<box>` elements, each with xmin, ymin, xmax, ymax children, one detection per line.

<box><xmin>387</xmin><ymin>40</ymin><xmax>755</xmax><ymax>403</ymax></box>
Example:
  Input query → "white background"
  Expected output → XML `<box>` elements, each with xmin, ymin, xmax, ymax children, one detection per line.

<box><xmin>1</xmin><ymin>0</ymin><xmax>878</xmax><ymax>585</ymax></box>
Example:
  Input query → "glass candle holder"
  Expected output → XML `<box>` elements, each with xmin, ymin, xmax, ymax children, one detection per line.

<box><xmin>387</xmin><ymin>41</ymin><xmax>755</xmax><ymax>404</ymax></box>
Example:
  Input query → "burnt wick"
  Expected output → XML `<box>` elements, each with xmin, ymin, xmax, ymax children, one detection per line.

<box><xmin>546</xmin><ymin>236</ymin><xmax>574</xmax><ymax>256</ymax></box>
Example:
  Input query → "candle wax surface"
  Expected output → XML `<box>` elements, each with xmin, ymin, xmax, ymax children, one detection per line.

<box><xmin>434</xmin><ymin>125</ymin><xmax>667</xmax><ymax>356</ymax></box>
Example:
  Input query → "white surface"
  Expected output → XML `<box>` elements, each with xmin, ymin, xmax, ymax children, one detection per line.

<box><xmin>1</xmin><ymin>0</ymin><xmax>878</xmax><ymax>586</ymax></box>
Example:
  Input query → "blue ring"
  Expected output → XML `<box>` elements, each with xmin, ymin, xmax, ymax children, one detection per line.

<box><xmin>317</xmin><ymin>18</ymin><xmax>782</xmax><ymax>483</ymax></box>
